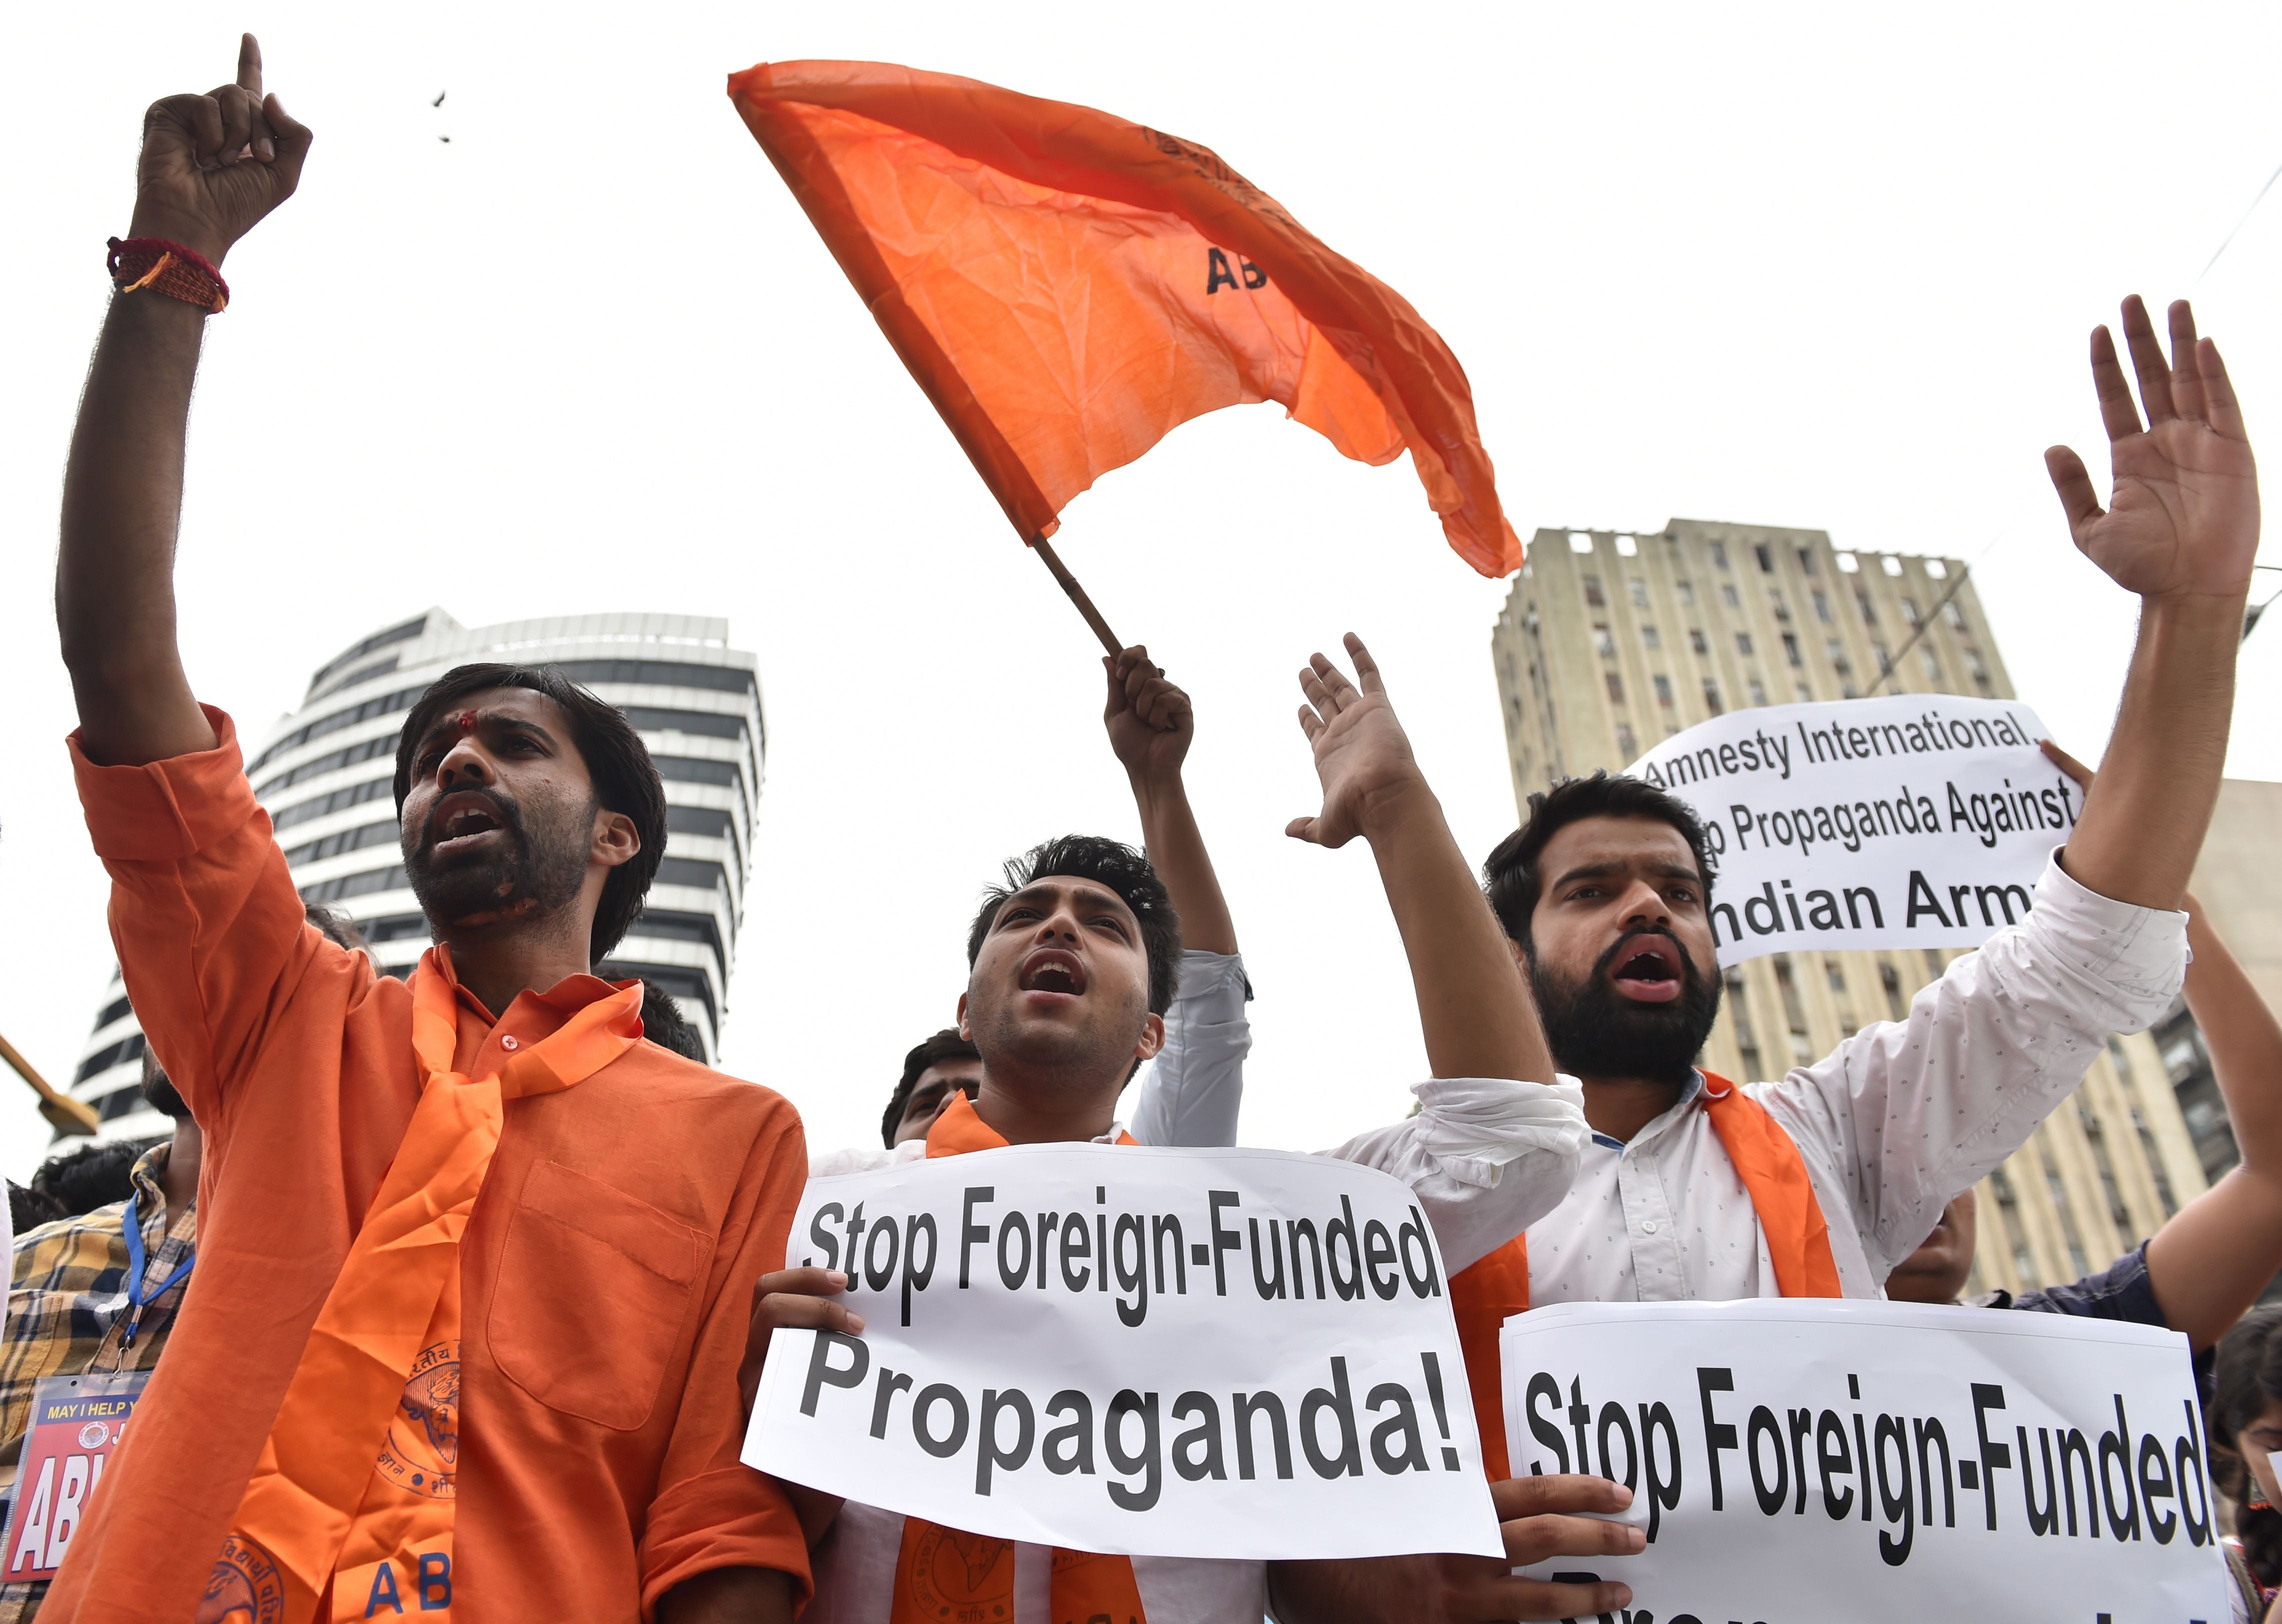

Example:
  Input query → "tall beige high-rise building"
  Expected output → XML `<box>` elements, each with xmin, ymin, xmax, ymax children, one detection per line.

<box><xmin>1491</xmin><ymin>517</ymin><xmax>2208</xmax><ymax>1298</ymax></box>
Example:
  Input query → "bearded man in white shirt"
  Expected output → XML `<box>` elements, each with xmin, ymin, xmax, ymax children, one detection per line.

<box><xmin>1267</xmin><ymin>294</ymin><xmax>2258</xmax><ymax>1623</ymax></box>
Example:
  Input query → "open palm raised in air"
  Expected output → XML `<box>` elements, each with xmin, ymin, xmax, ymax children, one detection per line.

<box><xmin>2046</xmin><ymin>296</ymin><xmax>2258</xmax><ymax>602</ymax></box>
<box><xmin>1286</xmin><ymin>634</ymin><xmax>1427</xmax><ymax>848</ymax></box>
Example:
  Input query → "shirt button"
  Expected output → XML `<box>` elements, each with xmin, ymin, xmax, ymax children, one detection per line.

<box><xmin>500</xmin><ymin>1035</ymin><xmax>520</xmax><ymax>1050</ymax></box>
<box><xmin>1642</xmin><ymin>1220</ymin><xmax>1658</xmax><ymax>1234</ymax></box>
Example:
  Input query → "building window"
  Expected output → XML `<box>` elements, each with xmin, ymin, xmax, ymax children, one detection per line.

<box><xmin>1824</xmin><ymin>638</ymin><xmax>1850</xmax><ymax>674</ymax></box>
<box><xmin>1920</xmin><ymin>645</ymin><xmax>1941</xmax><ymax>680</ymax></box>
<box><xmin>1569</xmin><ymin>532</ymin><xmax>1595</xmax><ymax>554</ymax></box>
<box><xmin>1836</xmin><ymin>552</ymin><xmax>1860</xmax><ymax>574</ymax></box>
<box><xmin>1583</xmin><ymin>574</ymin><xmax>1606</xmax><ymax>607</ymax></box>
<box><xmin>1795</xmin><ymin>682</ymin><xmax>1813</xmax><ymax>702</ymax></box>
<box><xmin>1702</xmin><ymin>679</ymin><xmax>1724</xmax><ymax>714</ymax></box>
<box><xmin>1824</xmin><ymin>958</ymin><xmax>1847</xmax><ymax>993</ymax></box>
<box><xmin>1925</xmin><ymin>558</ymin><xmax>1948</xmax><ymax>579</ymax></box>
<box><xmin>1721</xmin><ymin>584</ymin><xmax>1740</xmax><ymax>608</ymax></box>
<box><xmin>1769</xmin><ymin>590</ymin><xmax>1792</xmax><ymax>622</ymax></box>
<box><xmin>1734</xmin><ymin>632</ymin><xmax>1754</xmax><ymax>656</ymax></box>
<box><xmin>1748</xmin><ymin>678</ymin><xmax>1768</xmax><ymax>706</ymax></box>
<box><xmin>1798</xmin><ymin>548</ymin><xmax>1818</xmax><ymax>576</ymax></box>
<box><xmin>1688</xmin><ymin>628</ymin><xmax>1708</xmax><ymax>655</ymax></box>
<box><xmin>1642</xmin><ymin>624</ymin><xmax>1662</xmax><ymax>650</ymax></box>
<box><xmin>1900</xmin><ymin>596</ymin><xmax>1922</xmax><ymax>626</ymax></box>
<box><xmin>1614</xmin><ymin>722</ymin><xmax>1638</xmax><ymax>757</ymax></box>
<box><xmin>1630</xmin><ymin>578</ymin><xmax>1650</xmax><ymax>608</ymax></box>
<box><xmin>1616</xmin><ymin>534</ymin><xmax>1639</xmax><ymax>556</ymax></box>
<box><xmin>1726</xmin><ymin>969</ymin><xmax>1762</xmax><ymax>1078</ymax></box>
<box><xmin>1711</xmin><ymin>542</ymin><xmax>1730</xmax><ymax>570</ymax></box>
<box><xmin>1653</xmin><ymin>674</ymin><xmax>1674</xmax><ymax>708</ymax></box>
<box><xmin>1781</xmin><ymin>632</ymin><xmax>1802</xmax><ymax>667</ymax></box>
<box><xmin>1872</xmin><ymin>641</ymin><xmax>1892</xmax><ymax>674</ymax></box>
<box><xmin>1878</xmin><ymin>962</ymin><xmax>1906</xmax><ymax>1020</ymax></box>
<box><xmin>1594</xmin><ymin>622</ymin><xmax>1616</xmax><ymax>657</ymax></box>
<box><xmin>1606</xmin><ymin>672</ymin><xmax>1626</xmax><ymax>704</ymax></box>
<box><xmin>1856</xmin><ymin>588</ymin><xmax>1877</xmax><ymax>626</ymax></box>
<box><xmin>1812</xmin><ymin>590</ymin><xmax>1831</xmax><ymax>622</ymax></box>
<box><xmin>1752</xmin><ymin>544</ymin><xmax>1773</xmax><ymax>573</ymax></box>
<box><xmin>1882</xmin><ymin>556</ymin><xmax>1904</xmax><ymax>576</ymax></box>
<box><xmin>1944</xmin><ymin>600</ymin><xmax>1968</xmax><ymax>630</ymax></box>
<box><xmin>1964</xmin><ymin>648</ymin><xmax>1988</xmax><ymax>681</ymax></box>
<box><xmin>1676</xmin><ymin>580</ymin><xmax>1696</xmax><ymax>606</ymax></box>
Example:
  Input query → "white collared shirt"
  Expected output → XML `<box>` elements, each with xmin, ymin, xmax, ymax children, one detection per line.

<box><xmin>803</xmin><ymin>949</ymin><xmax>1590</xmax><ymax>1624</ymax></box>
<box><xmin>1525</xmin><ymin>854</ymin><xmax>2186</xmax><ymax>1305</ymax></box>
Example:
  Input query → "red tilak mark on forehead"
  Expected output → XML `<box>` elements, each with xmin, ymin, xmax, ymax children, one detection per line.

<box><xmin>457</xmin><ymin>710</ymin><xmax>479</xmax><ymax>734</ymax></box>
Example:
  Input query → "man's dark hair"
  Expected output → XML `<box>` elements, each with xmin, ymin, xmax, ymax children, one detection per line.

<box><xmin>10</xmin><ymin>1182</ymin><xmax>65</xmax><ymax>1234</ymax></box>
<box><xmin>32</xmin><ymin>1135</ymin><xmax>168</xmax><ymax>1219</ymax></box>
<box><xmin>393</xmin><ymin>663</ymin><xmax>667</xmax><ymax>963</ymax></box>
<box><xmin>966</xmin><ymin>836</ymin><xmax>1181</xmax><ymax>1016</ymax></box>
<box><xmin>1482</xmin><ymin>772</ymin><xmax>1718</xmax><ymax>946</ymax></box>
<box><xmin>882</xmin><ymin>1029</ymin><xmax>981</xmax><ymax>1148</ymax></box>
<box><xmin>640</xmin><ymin>986</ymin><xmax>707</xmax><ymax>1064</ymax></box>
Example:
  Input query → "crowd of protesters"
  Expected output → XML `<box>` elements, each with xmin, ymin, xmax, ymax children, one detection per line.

<box><xmin>2</xmin><ymin>30</ymin><xmax>2278</xmax><ymax>1624</ymax></box>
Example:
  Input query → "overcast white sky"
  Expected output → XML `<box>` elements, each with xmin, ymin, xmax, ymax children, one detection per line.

<box><xmin>4</xmin><ymin>2</ymin><xmax>2280</xmax><ymax>1181</ymax></box>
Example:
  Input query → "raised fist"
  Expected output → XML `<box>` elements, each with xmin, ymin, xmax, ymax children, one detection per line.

<box><xmin>130</xmin><ymin>34</ymin><xmax>312</xmax><ymax>265</ymax></box>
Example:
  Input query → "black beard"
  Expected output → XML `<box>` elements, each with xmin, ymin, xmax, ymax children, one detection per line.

<box><xmin>140</xmin><ymin>1064</ymin><xmax>188</xmax><ymax>1120</ymax></box>
<box><xmin>1526</xmin><ymin>928</ymin><xmax>1723</xmax><ymax>1086</ymax></box>
<box><xmin>404</xmin><ymin>786</ymin><xmax>592</xmax><ymax>936</ymax></box>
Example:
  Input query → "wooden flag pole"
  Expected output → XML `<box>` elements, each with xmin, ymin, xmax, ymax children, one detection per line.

<box><xmin>1030</xmin><ymin>535</ymin><xmax>1124</xmax><ymax>656</ymax></box>
<box><xmin>0</xmin><ymin>1029</ymin><xmax>100</xmax><ymax>1137</ymax></box>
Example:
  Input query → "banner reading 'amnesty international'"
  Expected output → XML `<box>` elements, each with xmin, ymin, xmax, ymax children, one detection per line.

<box><xmin>743</xmin><ymin>1144</ymin><xmax>1502</xmax><ymax>1560</ymax></box>
<box><xmin>1624</xmin><ymin>694</ymin><xmax>2072</xmax><ymax>966</ymax></box>
<box><xmin>1502</xmin><ymin>1300</ymin><xmax>2228</xmax><ymax>1619</ymax></box>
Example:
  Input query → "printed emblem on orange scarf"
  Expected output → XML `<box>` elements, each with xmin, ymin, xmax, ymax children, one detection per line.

<box><xmin>728</xmin><ymin>60</ymin><xmax>1523</xmax><ymax>579</ymax></box>
<box><xmin>887</xmin><ymin>1096</ymin><xmax>1147</xmax><ymax>1624</ymax></box>
<box><xmin>1450</xmin><ymin>1075</ymin><xmax>1842</xmax><ymax>1480</ymax></box>
<box><xmin>196</xmin><ymin>950</ymin><xmax>641</xmax><ymax>1624</ymax></box>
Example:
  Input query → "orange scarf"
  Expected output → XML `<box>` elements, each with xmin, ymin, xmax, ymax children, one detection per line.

<box><xmin>1452</xmin><ymin>1074</ymin><xmax>1841</xmax><ymax>1480</ymax></box>
<box><xmin>886</xmin><ymin>1096</ymin><xmax>1149</xmax><ymax>1624</ymax></box>
<box><xmin>206</xmin><ymin>950</ymin><xmax>641</xmax><ymax>1623</ymax></box>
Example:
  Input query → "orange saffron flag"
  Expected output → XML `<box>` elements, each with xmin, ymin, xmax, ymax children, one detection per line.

<box><xmin>728</xmin><ymin>60</ymin><xmax>1522</xmax><ymax>578</ymax></box>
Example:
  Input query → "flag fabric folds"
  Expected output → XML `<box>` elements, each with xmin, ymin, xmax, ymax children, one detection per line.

<box><xmin>728</xmin><ymin>60</ymin><xmax>1522</xmax><ymax>578</ymax></box>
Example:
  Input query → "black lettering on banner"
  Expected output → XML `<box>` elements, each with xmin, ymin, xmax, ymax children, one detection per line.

<box><xmin>1874</xmin><ymin>1413</ymin><xmax>1914</xmax><ymax>1566</ymax></box>
<box><xmin>2140</xmin><ymin>1433</ymin><xmax>2178</xmax><ymax>1544</ymax></box>
<box><xmin>846</xmin><ymin>1202</ymin><xmax>868</xmax><ymax>1276</ymax></box>
<box><xmin>1697</xmin><ymin>1368</ymin><xmax>1738</xmax><ymax>1510</ymax></box>
<box><xmin>2098</xmin><ymin>1395</ymin><xmax>2142</xmax><ymax>1541</ymax></box>
<box><xmin>2060</xmin><ymin>1428</ymin><xmax>2096</xmax><ymax>1537</ymax></box>
<box><xmin>1568</xmin><ymin>1379</ymin><xmax>1590</xmax><ymax>1470</ymax></box>
<box><xmin>1420</xmin><ymin>1352</ymin><xmax>1462</xmax><ymax>1472</ymax></box>
<box><xmin>996</xmin><ymin>1212</ymin><xmax>1032</xmax><ymax>1293</ymax></box>
<box><xmin>1302</xmin><ymin>1357</ymin><xmax>1364</xmax><ymax>1478</ymax></box>
<box><xmin>1596</xmin><ymin>1402</ymin><xmax>1638</xmax><ymax>1492</ymax></box>
<box><xmin>1914</xmin><ymin>1418</ymin><xmax>1954</xmax><ymax>1529</ymax></box>
<box><xmin>1033</xmin><ymin>1210</ymin><xmax>1058</xmax><ymax>1288</ymax></box>
<box><xmin>1818</xmin><ymin>1410</ymin><xmax>1854</xmax><ymax>1520</ymax></box>
<box><xmin>2178</xmin><ymin>1401</ymin><xmax>2213</xmax><ymax>1546</ymax></box>
<box><xmin>1242</xmin><ymin>256</ymin><xmax>1266</xmax><ymax>288</ymax></box>
<box><xmin>1062</xmin><ymin>1212</ymin><xmax>1092</xmax><ymax>1291</ymax></box>
<box><xmin>1234</xmin><ymin>1392</ymin><xmax>1294</xmax><ymax>1480</ymax></box>
<box><xmin>1368</xmin><ymin>1384</ymin><xmax>1430</xmax><ymax>1474</ymax></box>
<box><xmin>1172</xmin><ymin>1392</ymin><xmax>1227</xmax><ymax>1482</ymax></box>
<box><xmin>1326</xmin><ymin>1198</ymin><xmax>1366</xmax><ymax>1302</ymax></box>
<box><xmin>902</xmin><ymin>1214</ymin><xmax>937</xmax><ymax>1326</ymax></box>
<box><xmin>1044</xmin><ymin>1390</ymin><xmax>1096</xmax><ymax>1474</ymax></box>
<box><xmin>1288</xmin><ymin>1220</ymin><xmax>1326</xmax><ymax>1299</ymax></box>
<box><xmin>913</xmin><ymin>1384</ymin><xmax>970</xmax><ymax>1459</ymax></box>
<box><xmin>1788</xmin><ymin>1406</ymin><xmax>1814</xmax><ymax>1514</ymax></box>
<box><xmin>801</xmin><ymin>1328</ymin><xmax>870</xmax><ymax>1416</ymax></box>
<box><xmin>1526</xmin><ymin>1373</ymin><xmax>1568</xmax><ymax>1474</ymax></box>
<box><xmin>1210</xmin><ymin>1192</ymin><xmax>1242</xmax><ymax>1296</ymax></box>
<box><xmin>1363</xmin><ymin>1221</ymin><xmax>1401</xmax><ymax>1300</ymax></box>
<box><xmin>808</xmin><ymin>1202</ymin><xmax>844</xmax><ymax>1269</ymax></box>
<box><xmin>1249</xmin><ymin>1218</ymin><xmax>1286</xmax><ymax>1300</ymax></box>
<box><xmin>960</xmin><ymin>1188</ymin><xmax>994</xmax><ymax>1288</ymax></box>
<box><xmin>1747</xmin><ymin>1404</ymin><xmax>1788</xmax><ymax>1515</ymax></box>
<box><xmin>864</xmin><ymin>1208</ymin><xmax>900</xmax><ymax>1294</ymax></box>
<box><xmin>870</xmin><ymin>1368</ymin><xmax>914</xmax><ymax>1438</ymax></box>
<box><xmin>416</xmin><ymin>1553</ymin><xmax>450</xmax><ymax>1611</ymax></box>
<box><xmin>2020</xmin><ymin>1426</ymin><xmax>2060</xmax><ymax>1535</ymax></box>
<box><xmin>1398</xmin><ymin>1206</ymin><xmax>1442</xmax><ymax>1296</ymax></box>
<box><xmin>1113</xmin><ymin>1212</ymin><xmax>1149</xmax><ymax>1328</ymax></box>
<box><xmin>1906</xmin><ymin>871</ymin><xmax>1952</xmax><ymax>928</ymax></box>
<box><xmin>1205</xmin><ymin>247</ymin><xmax>1238</xmax><ymax>294</ymax></box>
<box><xmin>1640</xmin><ymin>1401</ymin><xmax>1682</xmax><ymax>1544</ymax></box>
<box><xmin>976</xmin><ymin>1390</ymin><xmax>1036</xmax><ymax>1495</ymax></box>
<box><xmin>1106</xmin><ymin>1390</ymin><xmax>1162</xmax><ymax>1510</ymax></box>
<box><xmin>1972</xmin><ymin>1382</ymin><xmax>2012</xmax><ymax>1532</ymax></box>
<box><xmin>1152</xmin><ymin>1214</ymin><xmax>1188</xmax><ymax>1296</ymax></box>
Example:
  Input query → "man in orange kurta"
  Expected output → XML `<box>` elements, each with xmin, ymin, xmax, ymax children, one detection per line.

<box><xmin>46</xmin><ymin>37</ymin><xmax>806</xmax><ymax>1624</ymax></box>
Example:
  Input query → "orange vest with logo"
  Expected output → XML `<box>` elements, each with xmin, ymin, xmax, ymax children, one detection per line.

<box><xmin>1452</xmin><ymin>1074</ymin><xmax>1842</xmax><ymax>1480</ymax></box>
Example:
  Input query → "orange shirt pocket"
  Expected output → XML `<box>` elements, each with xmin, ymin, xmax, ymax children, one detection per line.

<box><xmin>488</xmin><ymin>1160</ymin><xmax>714</xmax><ymax>1431</ymax></box>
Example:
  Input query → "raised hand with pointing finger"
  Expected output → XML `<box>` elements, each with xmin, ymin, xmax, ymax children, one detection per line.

<box><xmin>129</xmin><ymin>33</ymin><xmax>312</xmax><ymax>266</ymax></box>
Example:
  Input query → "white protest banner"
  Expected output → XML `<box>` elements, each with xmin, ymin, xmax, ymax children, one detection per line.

<box><xmin>1502</xmin><ymin>1300</ymin><xmax>2228</xmax><ymax>1620</ymax></box>
<box><xmin>1622</xmin><ymin>694</ymin><xmax>2076</xmax><ymax>966</ymax></box>
<box><xmin>743</xmin><ymin>1143</ymin><xmax>1502</xmax><ymax>1560</ymax></box>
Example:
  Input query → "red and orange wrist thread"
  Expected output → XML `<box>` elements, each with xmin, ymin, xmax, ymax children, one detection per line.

<box><xmin>107</xmin><ymin>236</ymin><xmax>229</xmax><ymax>314</ymax></box>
